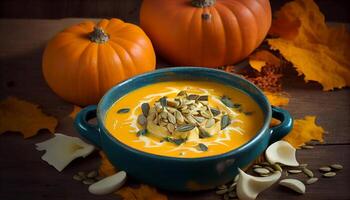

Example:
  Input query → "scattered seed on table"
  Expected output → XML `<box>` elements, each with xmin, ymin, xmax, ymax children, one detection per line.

<box><xmin>73</xmin><ymin>174</ymin><xmax>83</xmax><ymax>181</ymax></box>
<box><xmin>234</xmin><ymin>175</ymin><xmax>239</xmax><ymax>182</ymax></box>
<box><xmin>253</xmin><ymin>164</ymin><xmax>262</xmax><ymax>168</ymax></box>
<box><xmin>288</xmin><ymin>169</ymin><xmax>302</xmax><ymax>174</ymax></box>
<box><xmin>228</xmin><ymin>191</ymin><xmax>237</xmax><ymax>198</ymax></box>
<box><xmin>302</xmin><ymin>168</ymin><xmax>314</xmax><ymax>178</ymax></box>
<box><xmin>301</xmin><ymin>145</ymin><xmax>314</xmax><ymax>149</ymax></box>
<box><xmin>319</xmin><ymin>166</ymin><xmax>332</xmax><ymax>172</ymax></box>
<box><xmin>82</xmin><ymin>178</ymin><xmax>95</xmax><ymax>185</ymax></box>
<box><xmin>299</xmin><ymin>163</ymin><xmax>308</xmax><ymax>168</ymax></box>
<box><xmin>273</xmin><ymin>164</ymin><xmax>283</xmax><ymax>172</ymax></box>
<box><xmin>78</xmin><ymin>171</ymin><xmax>86</xmax><ymax>178</ymax></box>
<box><xmin>265</xmin><ymin>166</ymin><xmax>275</xmax><ymax>172</ymax></box>
<box><xmin>87</xmin><ymin>170</ymin><xmax>98</xmax><ymax>178</ymax></box>
<box><xmin>323</xmin><ymin>172</ymin><xmax>336</xmax><ymax>178</ymax></box>
<box><xmin>229</xmin><ymin>182</ymin><xmax>237</xmax><ymax>189</ymax></box>
<box><xmin>254</xmin><ymin>168</ymin><xmax>270</xmax><ymax>175</ymax></box>
<box><xmin>216</xmin><ymin>188</ymin><xmax>228</xmax><ymax>195</ymax></box>
<box><xmin>306</xmin><ymin>177</ymin><xmax>319</xmax><ymax>185</ymax></box>
<box><xmin>217</xmin><ymin>185</ymin><xmax>227</xmax><ymax>190</ymax></box>
<box><xmin>330</xmin><ymin>164</ymin><xmax>343</xmax><ymax>170</ymax></box>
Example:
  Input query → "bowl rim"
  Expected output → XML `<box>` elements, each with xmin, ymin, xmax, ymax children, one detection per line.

<box><xmin>97</xmin><ymin>67</ymin><xmax>272</xmax><ymax>161</ymax></box>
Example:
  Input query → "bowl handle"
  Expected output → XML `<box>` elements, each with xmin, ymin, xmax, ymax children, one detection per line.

<box><xmin>74</xmin><ymin>105</ymin><xmax>101</xmax><ymax>148</ymax></box>
<box><xmin>269</xmin><ymin>106</ymin><xmax>293</xmax><ymax>144</ymax></box>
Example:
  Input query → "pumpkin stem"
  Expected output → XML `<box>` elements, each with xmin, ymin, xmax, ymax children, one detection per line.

<box><xmin>89</xmin><ymin>26</ymin><xmax>109</xmax><ymax>43</ymax></box>
<box><xmin>191</xmin><ymin>0</ymin><xmax>215</xmax><ymax>8</ymax></box>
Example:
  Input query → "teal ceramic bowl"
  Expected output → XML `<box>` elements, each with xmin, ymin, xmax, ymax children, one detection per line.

<box><xmin>75</xmin><ymin>67</ymin><xmax>292</xmax><ymax>191</ymax></box>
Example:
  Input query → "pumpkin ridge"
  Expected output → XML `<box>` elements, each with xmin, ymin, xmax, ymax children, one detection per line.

<box><xmin>186</xmin><ymin>9</ymin><xmax>197</xmax><ymax>65</ymax></box>
<box><xmin>108</xmin><ymin>39</ymin><xmax>139</xmax><ymax>75</ymax></box>
<box><xmin>238</xmin><ymin>0</ymin><xmax>262</xmax><ymax>47</ymax></box>
<box><xmin>105</xmin><ymin>41</ymin><xmax>129</xmax><ymax>79</ymax></box>
<box><xmin>210</xmin><ymin>6</ymin><xmax>227</xmax><ymax>64</ymax></box>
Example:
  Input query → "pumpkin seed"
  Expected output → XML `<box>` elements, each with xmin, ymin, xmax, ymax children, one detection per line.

<box><xmin>167</xmin><ymin>123</ymin><xmax>175</xmax><ymax>133</ymax></box>
<box><xmin>233</xmin><ymin>103</ymin><xmax>241</xmax><ymax>108</ymax></box>
<box><xmin>167</xmin><ymin>112</ymin><xmax>176</xmax><ymax>124</ymax></box>
<box><xmin>265</xmin><ymin>166</ymin><xmax>275</xmax><ymax>172</ymax></box>
<box><xmin>210</xmin><ymin>108</ymin><xmax>220</xmax><ymax>116</ymax></box>
<box><xmin>78</xmin><ymin>171</ymin><xmax>86</xmax><ymax>179</ymax></box>
<box><xmin>199</xmin><ymin>127</ymin><xmax>211</xmax><ymax>138</ymax></box>
<box><xmin>205</xmin><ymin>118</ymin><xmax>215</xmax><ymax>128</ymax></box>
<box><xmin>187</xmin><ymin>94</ymin><xmax>199</xmax><ymax>100</ymax></box>
<box><xmin>165</xmin><ymin>137</ymin><xmax>186</xmax><ymax>145</ymax></box>
<box><xmin>175</xmin><ymin>110</ymin><xmax>184</xmax><ymax>124</ymax></box>
<box><xmin>73</xmin><ymin>174</ymin><xmax>83</xmax><ymax>181</ymax></box>
<box><xmin>272</xmin><ymin>164</ymin><xmax>283</xmax><ymax>172</ymax></box>
<box><xmin>177</xmin><ymin>90</ymin><xmax>187</xmax><ymax>97</ymax></box>
<box><xmin>299</xmin><ymin>163</ymin><xmax>308</xmax><ymax>168</ymax></box>
<box><xmin>198</xmin><ymin>143</ymin><xmax>208</xmax><ymax>151</ymax></box>
<box><xmin>159</xmin><ymin>96</ymin><xmax>167</xmax><ymax>107</ymax></box>
<box><xmin>82</xmin><ymin>178</ymin><xmax>95</xmax><ymax>185</ymax></box>
<box><xmin>148</xmin><ymin>109</ymin><xmax>156</xmax><ymax>120</ymax></box>
<box><xmin>244</xmin><ymin>111</ymin><xmax>254</xmax><ymax>115</ymax></box>
<box><xmin>228</xmin><ymin>191</ymin><xmax>237</xmax><ymax>198</ymax></box>
<box><xmin>234</xmin><ymin>175</ymin><xmax>239</xmax><ymax>182</ymax></box>
<box><xmin>155</xmin><ymin>103</ymin><xmax>163</xmax><ymax>112</ymax></box>
<box><xmin>220</xmin><ymin>96</ymin><xmax>234</xmax><ymax>108</ymax></box>
<box><xmin>167</xmin><ymin>100</ymin><xmax>179</xmax><ymax>107</ymax></box>
<box><xmin>306</xmin><ymin>177</ymin><xmax>318</xmax><ymax>185</ymax></box>
<box><xmin>229</xmin><ymin>182</ymin><xmax>237</xmax><ymax>189</ymax></box>
<box><xmin>166</xmin><ymin>107</ymin><xmax>177</xmax><ymax>113</ymax></box>
<box><xmin>137</xmin><ymin>129</ymin><xmax>147</xmax><ymax>136</ymax></box>
<box><xmin>216</xmin><ymin>189</ymin><xmax>228</xmax><ymax>195</ymax></box>
<box><xmin>330</xmin><ymin>164</ymin><xmax>343</xmax><ymax>170</ymax></box>
<box><xmin>254</xmin><ymin>168</ymin><xmax>270</xmax><ymax>175</ymax></box>
<box><xmin>176</xmin><ymin>124</ymin><xmax>195</xmax><ymax>132</ymax></box>
<box><xmin>323</xmin><ymin>172</ymin><xmax>336</xmax><ymax>178</ymax></box>
<box><xmin>194</xmin><ymin>116</ymin><xmax>205</xmax><ymax>123</ymax></box>
<box><xmin>117</xmin><ymin>108</ymin><xmax>130</xmax><ymax>114</ymax></box>
<box><xmin>217</xmin><ymin>185</ymin><xmax>227</xmax><ymax>190</ymax></box>
<box><xmin>221</xmin><ymin>115</ymin><xmax>231</xmax><ymax>130</ymax></box>
<box><xmin>160</xmin><ymin>111</ymin><xmax>168</xmax><ymax>119</ymax></box>
<box><xmin>223</xmin><ymin>193</ymin><xmax>229</xmax><ymax>200</ymax></box>
<box><xmin>198</xmin><ymin>95</ymin><xmax>208</xmax><ymax>101</ymax></box>
<box><xmin>185</xmin><ymin>115</ymin><xmax>197</xmax><ymax>124</ymax></box>
<box><xmin>137</xmin><ymin>114</ymin><xmax>147</xmax><ymax>126</ymax></box>
<box><xmin>253</xmin><ymin>164</ymin><xmax>262</xmax><ymax>168</ymax></box>
<box><xmin>141</xmin><ymin>103</ymin><xmax>150</xmax><ymax>117</ymax></box>
<box><xmin>302</xmin><ymin>168</ymin><xmax>314</xmax><ymax>178</ymax></box>
<box><xmin>200</xmin><ymin>110</ymin><xmax>211</xmax><ymax>118</ymax></box>
<box><xmin>301</xmin><ymin>145</ymin><xmax>314</xmax><ymax>149</ymax></box>
<box><xmin>288</xmin><ymin>169</ymin><xmax>302</xmax><ymax>174</ymax></box>
<box><xmin>87</xmin><ymin>170</ymin><xmax>98</xmax><ymax>178</ymax></box>
<box><xmin>319</xmin><ymin>166</ymin><xmax>332</xmax><ymax>172</ymax></box>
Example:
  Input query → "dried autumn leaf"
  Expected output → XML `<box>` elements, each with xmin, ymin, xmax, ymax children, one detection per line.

<box><xmin>265</xmin><ymin>92</ymin><xmax>289</xmax><ymax>107</ymax></box>
<box><xmin>268</xmin><ymin>0</ymin><xmax>350</xmax><ymax>90</ymax></box>
<box><xmin>283</xmin><ymin>116</ymin><xmax>324</xmax><ymax>148</ymax></box>
<box><xmin>249</xmin><ymin>50</ymin><xmax>281</xmax><ymax>72</ymax></box>
<box><xmin>99</xmin><ymin>151</ymin><xmax>117</xmax><ymax>177</ymax></box>
<box><xmin>69</xmin><ymin>105</ymin><xmax>82</xmax><ymax>119</ymax></box>
<box><xmin>116</xmin><ymin>184</ymin><xmax>168</xmax><ymax>200</ymax></box>
<box><xmin>0</xmin><ymin>97</ymin><xmax>57</xmax><ymax>138</ymax></box>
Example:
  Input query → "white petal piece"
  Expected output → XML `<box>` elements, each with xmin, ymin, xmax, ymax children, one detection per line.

<box><xmin>265</xmin><ymin>140</ymin><xmax>299</xmax><ymax>167</ymax></box>
<box><xmin>36</xmin><ymin>133</ymin><xmax>95</xmax><ymax>172</ymax></box>
<box><xmin>88</xmin><ymin>171</ymin><xmax>127</xmax><ymax>195</ymax></box>
<box><xmin>279</xmin><ymin>179</ymin><xmax>306</xmax><ymax>194</ymax></box>
<box><xmin>237</xmin><ymin>168</ymin><xmax>281</xmax><ymax>200</ymax></box>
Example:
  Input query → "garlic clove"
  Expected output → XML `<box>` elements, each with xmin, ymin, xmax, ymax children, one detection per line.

<box><xmin>237</xmin><ymin>168</ymin><xmax>281</xmax><ymax>200</ymax></box>
<box><xmin>36</xmin><ymin>133</ymin><xmax>95</xmax><ymax>172</ymax></box>
<box><xmin>88</xmin><ymin>171</ymin><xmax>127</xmax><ymax>195</ymax></box>
<box><xmin>279</xmin><ymin>179</ymin><xmax>306</xmax><ymax>194</ymax></box>
<box><xmin>265</xmin><ymin>140</ymin><xmax>299</xmax><ymax>167</ymax></box>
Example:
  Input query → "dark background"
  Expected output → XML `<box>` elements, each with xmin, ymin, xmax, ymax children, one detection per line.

<box><xmin>0</xmin><ymin>0</ymin><xmax>349</xmax><ymax>22</ymax></box>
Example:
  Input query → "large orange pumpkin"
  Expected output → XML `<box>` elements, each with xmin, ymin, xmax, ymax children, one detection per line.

<box><xmin>140</xmin><ymin>0</ymin><xmax>271</xmax><ymax>67</ymax></box>
<box><xmin>43</xmin><ymin>19</ymin><xmax>156</xmax><ymax>106</ymax></box>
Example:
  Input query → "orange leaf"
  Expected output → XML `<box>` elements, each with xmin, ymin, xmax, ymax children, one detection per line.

<box><xmin>116</xmin><ymin>184</ymin><xmax>168</xmax><ymax>200</ymax></box>
<box><xmin>0</xmin><ymin>97</ymin><xmax>57</xmax><ymax>138</ymax></box>
<box><xmin>264</xmin><ymin>92</ymin><xmax>289</xmax><ymax>107</ymax></box>
<box><xmin>99</xmin><ymin>151</ymin><xmax>117</xmax><ymax>177</ymax></box>
<box><xmin>268</xmin><ymin>0</ymin><xmax>350</xmax><ymax>90</ymax></box>
<box><xmin>249</xmin><ymin>50</ymin><xmax>281</xmax><ymax>72</ymax></box>
<box><xmin>283</xmin><ymin>116</ymin><xmax>324</xmax><ymax>148</ymax></box>
<box><xmin>69</xmin><ymin>105</ymin><xmax>82</xmax><ymax>119</ymax></box>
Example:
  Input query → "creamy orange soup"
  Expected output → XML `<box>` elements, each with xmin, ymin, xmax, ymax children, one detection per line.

<box><xmin>105</xmin><ymin>81</ymin><xmax>264</xmax><ymax>158</ymax></box>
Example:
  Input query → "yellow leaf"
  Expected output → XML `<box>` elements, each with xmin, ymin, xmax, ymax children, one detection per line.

<box><xmin>264</xmin><ymin>92</ymin><xmax>289</xmax><ymax>107</ymax></box>
<box><xmin>69</xmin><ymin>105</ymin><xmax>82</xmax><ymax>119</ymax></box>
<box><xmin>283</xmin><ymin>116</ymin><xmax>324</xmax><ymax>148</ymax></box>
<box><xmin>268</xmin><ymin>0</ymin><xmax>350</xmax><ymax>90</ymax></box>
<box><xmin>116</xmin><ymin>184</ymin><xmax>168</xmax><ymax>200</ymax></box>
<box><xmin>0</xmin><ymin>97</ymin><xmax>57</xmax><ymax>138</ymax></box>
<box><xmin>249</xmin><ymin>50</ymin><xmax>281</xmax><ymax>72</ymax></box>
<box><xmin>98</xmin><ymin>151</ymin><xmax>117</xmax><ymax>177</ymax></box>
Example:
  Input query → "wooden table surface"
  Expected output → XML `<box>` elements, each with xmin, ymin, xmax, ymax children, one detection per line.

<box><xmin>0</xmin><ymin>19</ymin><xmax>349</xmax><ymax>200</ymax></box>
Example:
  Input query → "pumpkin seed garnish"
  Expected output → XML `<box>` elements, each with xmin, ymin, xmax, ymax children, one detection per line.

<box><xmin>221</xmin><ymin>115</ymin><xmax>231</xmax><ymax>130</ymax></box>
<box><xmin>137</xmin><ymin>114</ymin><xmax>147</xmax><ymax>126</ymax></box>
<box><xmin>167</xmin><ymin>112</ymin><xmax>177</xmax><ymax>124</ymax></box>
<box><xmin>177</xmin><ymin>90</ymin><xmax>187</xmax><ymax>97</ymax></box>
<box><xmin>167</xmin><ymin>123</ymin><xmax>175</xmax><ymax>133</ymax></box>
<box><xmin>210</xmin><ymin>108</ymin><xmax>220</xmax><ymax>116</ymax></box>
<box><xmin>319</xmin><ymin>166</ymin><xmax>332</xmax><ymax>172</ymax></box>
<box><xmin>187</xmin><ymin>94</ymin><xmax>199</xmax><ymax>100</ymax></box>
<box><xmin>117</xmin><ymin>108</ymin><xmax>130</xmax><ymax>114</ymax></box>
<box><xmin>198</xmin><ymin>95</ymin><xmax>208</xmax><ymax>101</ymax></box>
<box><xmin>165</xmin><ymin>137</ymin><xmax>186</xmax><ymax>145</ymax></box>
<box><xmin>205</xmin><ymin>118</ymin><xmax>215</xmax><ymax>128</ymax></box>
<box><xmin>198</xmin><ymin>143</ymin><xmax>208</xmax><ymax>151</ymax></box>
<box><xmin>220</xmin><ymin>96</ymin><xmax>234</xmax><ymax>108</ymax></box>
<box><xmin>244</xmin><ymin>111</ymin><xmax>254</xmax><ymax>115</ymax></box>
<box><xmin>159</xmin><ymin>96</ymin><xmax>167</xmax><ymax>107</ymax></box>
<box><xmin>73</xmin><ymin>174</ymin><xmax>83</xmax><ymax>181</ymax></box>
<box><xmin>330</xmin><ymin>164</ymin><xmax>343</xmax><ymax>170</ymax></box>
<box><xmin>323</xmin><ymin>172</ymin><xmax>336</xmax><ymax>178</ymax></box>
<box><xmin>137</xmin><ymin>129</ymin><xmax>148</xmax><ymax>136</ymax></box>
<box><xmin>199</xmin><ymin>127</ymin><xmax>211</xmax><ymax>138</ymax></box>
<box><xmin>176</xmin><ymin>124</ymin><xmax>195</xmax><ymax>132</ymax></box>
<box><xmin>306</xmin><ymin>177</ymin><xmax>318</xmax><ymax>185</ymax></box>
<box><xmin>141</xmin><ymin>103</ymin><xmax>150</xmax><ymax>117</ymax></box>
<box><xmin>194</xmin><ymin>116</ymin><xmax>205</xmax><ymax>123</ymax></box>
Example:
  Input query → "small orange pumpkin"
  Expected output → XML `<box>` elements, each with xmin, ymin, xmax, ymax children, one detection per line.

<box><xmin>140</xmin><ymin>0</ymin><xmax>271</xmax><ymax>67</ymax></box>
<box><xmin>42</xmin><ymin>19</ymin><xmax>156</xmax><ymax>106</ymax></box>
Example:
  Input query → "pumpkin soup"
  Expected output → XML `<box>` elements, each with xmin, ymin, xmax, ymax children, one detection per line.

<box><xmin>105</xmin><ymin>81</ymin><xmax>263</xmax><ymax>158</ymax></box>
